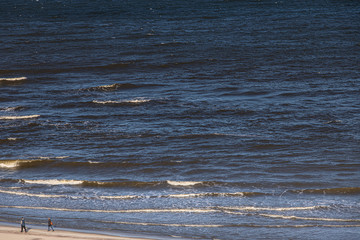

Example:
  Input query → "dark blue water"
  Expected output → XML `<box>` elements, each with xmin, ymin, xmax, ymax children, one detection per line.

<box><xmin>1</xmin><ymin>0</ymin><xmax>360</xmax><ymax>239</ymax></box>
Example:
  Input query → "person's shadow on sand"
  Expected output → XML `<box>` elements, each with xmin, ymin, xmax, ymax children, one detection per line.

<box><xmin>21</xmin><ymin>227</ymin><xmax>31</xmax><ymax>233</ymax></box>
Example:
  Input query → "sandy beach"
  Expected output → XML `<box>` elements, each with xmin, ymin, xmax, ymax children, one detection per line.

<box><xmin>0</xmin><ymin>224</ymin><xmax>156</xmax><ymax>240</ymax></box>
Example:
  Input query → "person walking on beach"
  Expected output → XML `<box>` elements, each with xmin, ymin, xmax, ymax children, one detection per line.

<box><xmin>20</xmin><ymin>217</ymin><xmax>27</xmax><ymax>232</ymax></box>
<box><xmin>48</xmin><ymin>218</ymin><xmax>54</xmax><ymax>231</ymax></box>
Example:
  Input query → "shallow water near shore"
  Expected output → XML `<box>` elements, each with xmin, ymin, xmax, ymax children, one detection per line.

<box><xmin>1</xmin><ymin>0</ymin><xmax>360</xmax><ymax>239</ymax></box>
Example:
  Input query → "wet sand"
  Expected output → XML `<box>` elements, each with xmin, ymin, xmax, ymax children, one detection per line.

<box><xmin>0</xmin><ymin>224</ymin><xmax>157</xmax><ymax>240</ymax></box>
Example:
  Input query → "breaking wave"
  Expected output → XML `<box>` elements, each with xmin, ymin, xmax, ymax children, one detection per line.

<box><xmin>0</xmin><ymin>115</ymin><xmax>40</xmax><ymax>120</ymax></box>
<box><xmin>0</xmin><ymin>186</ymin><xmax>264</xmax><ymax>200</ymax></box>
<box><xmin>1</xmin><ymin>205</ymin><xmax>359</xmax><ymax>225</ymax></box>
<box><xmin>166</xmin><ymin>181</ymin><xmax>203</xmax><ymax>186</ymax></box>
<box><xmin>100</xmin><ymin>221</ymin><xmax>360</xmax><ymax>228</ymax></box>
<box><xmin>92</xmin><ymin>98</ymin><xmax>152</xmax><ymax>105</ymax></box>
<box><xmin>0</xmin><ymin>189</ymin><xmax>68</xmax><ymax>198</ymax></box>
<box><xmin>82</xmin><ymin>82</ymin><xmax>163</xmax><ymax>92</ymax></box>
<box><xmin>259</xmin><ymin>213</ymin><xmax>360</xmax><ymax>222</ymax></box>
<box><xmin>0</xmin><ymin>159</ymin><xmax>54</xmax><ymax>169</ymax></box>
<box><xmin>0</xmin><ymin>106</ymin><xmax>25</xmax><ymax>111</ymax></box>
<box><xmin>290</xmin><ymin>187</ymin><xmax>360</xmax><ymax>195</ymax></box>
<box><xmin>0</xmin><ymin>77</ymin><xmax>27</xmax><ymax>81</ymax></box>
<box><xmin>84</xmin><ymin>83</ymin><xmax>140</xmax><ymax>91</ymax></box>
<box><xmin>22</xmin><ymin>179</ymin><xmax>83</xmax><ymax>185</ymax></box>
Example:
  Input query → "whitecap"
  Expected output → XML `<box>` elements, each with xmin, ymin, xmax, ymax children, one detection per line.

<box><xmin>92</xmin><ymin>100</ymin><xmax>121</xmax><ymax>104</ymax></box>
<box><xmin>259</xmin><ymin>213</ymin><xmax>360</xmax><ymax>222</ymax></box>
<box><xmin>99</xmin><ymin>195</ymin><xmax>141</xmax><ymax>200</ymax></box>
<box><xmin>0</xmin><ymin>77</ymin><xmax>27</xmax><ymax>81</ymax></box>
<box><xmin>0</xmin><ymin>115</ymin><xmax>40</xmax><ymax>120</ymax></box>
<box><xmin>22</xmin><ymin>179</ymin><xmax>83</xmax><ymax>185</ymax></box>
<box><xmin>0</xmin><ymin>159</ymin><xmax>53</xmax><ymax>169</ymax></box>
<box><xmin>0</xmin><ymin>161</ymin><xmax>21</xmax><ymax>168</ymax></box>
<box><xmin>92</xmin><ymin>98</ymin><xmax>151</xmax><ymax>105</ymax></box>
<box><xmin>166</xmin><ymin>180</ymin><xmax>203</xmax><ymax>186</ymax></box>
<box><xmin>0</xmin><ymin>189</ymin><xmax>67</xmax><ymax>198</ymax></box>
<box><xmin>220</xmin><ymin>206</ymin><xmax>321</xmax><ymax>211</ymax></box>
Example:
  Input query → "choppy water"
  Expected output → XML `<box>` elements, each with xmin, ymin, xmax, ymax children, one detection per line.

<box><xmin>1</xmin><ymin>0</ymin><xmax>360</xmax><ymax>239</ymax></box>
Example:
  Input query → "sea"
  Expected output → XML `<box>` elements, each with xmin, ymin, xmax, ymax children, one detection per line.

<box><xmin>0</xmin><ymin>0</ymin><xmax>359</xmax><ymax>239</ymax></box>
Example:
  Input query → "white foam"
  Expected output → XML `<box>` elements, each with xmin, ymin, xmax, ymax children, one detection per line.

<box><xmin>99</xmin><ymin>195</ymin><xmax>141</xmax><ymax>200</ymax></box>
<box><xmin>1</xmin><ymin>107</ymin><xmax>21</xmax><ymax>112</ymax></box>
<box><xmin>93</xmin><ymin>100</ymin><xmax>121</xmax><ymax>104</ymax></box>
<box><xmin>0</xmin><ymin>161</ymin><xmax>20</xmax><ymax>168</ymax></box>
<box><xmin>0</xmin><ymin>115</ymin><xmax>40</xmax><ymax>120</ymax></box>
<box><xmin>87</xmin><ymin>160</ymin><xmax>101</xmax><ymax>164</ymax></box>
<box><xmin>0</xmin><ymin>205</ymin><xmax>217</xmax><ymax>214</ymax></box>
<box><xmin>167</xmin><ymin>181</ymin><xmax>203</xmax><ymax>186</ymax></box>
<box><xmin>0</xmin><ymin>159</ymin><xmax>59</xmax><ymax>169</ymax></box>
<box><xmin>259</xmin><ymin>213</ymin><xmax>360</xmax><ymax>222</ymax></box>
<box><xmin>2</xmin><ymin>204</ymin><xmax>360</xmax><ymax>224</ymax></box>
<box><xmin>0</xmin><ymin>189</ymin><xmax>66</xmax><ymax>198</ymax></box>
<box><xmin>99</xmin><ymin>83</ymin><xmax>117</xmax><ymax>88</ymax></box>
<box><xmin>23</xmin><ymin>179</ymin><xmax>83</xmax><ymax>185</ymax></box>
<box><xmin>166</xmin><ymin>193</ymin><xmax>204</xmax><ymax>198</ymax></box>
<box><xmin>125</xmin><ymin>98</ymin><xmax>151</xmax><ymax>104</ymax></box>
<box><xmin>38</xmin><ymin>156</ymin><xmax>68</xmax><ymax>160</ymax></box>
<box><xmin>0</xmin><ymin>77</ymin><xmax>27</xmax><ymax>81</ymax></box>
<box><xmin>112</xmin><ymin>221</ymin><xmax>224</xmax><ymax>228</ymax></box>
<box><xmin>220</xmin><ymin>206</ymin><xmax>320</xmax><ymax>211</ymax></box>
<box><xmin>0</xmin><ymin>160</ymin><xmax>34</xmax><ymax>168</ymax></box>
<box><xmin>93</xmin><ymin>98</ymin><xmax>151</xmax><ymax>105</ymax></box>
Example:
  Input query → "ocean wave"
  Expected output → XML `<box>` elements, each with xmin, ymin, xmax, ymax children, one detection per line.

<box><xmin>92</xmin><ymin>98</ymin><xmax>152</xmax><ymax>105</ymax></box>
<box><xmin>100</xmin><ymin>191</ymin><xmax>264</xmax><ymax>200</ymax></box>
<box><xmin>84</xmin><ymin>83</ymin><xmax>140</xmax><ymax>91</ymax></box>
<box><xmin>0</xmin><ymin>159</ymin><xmax>168</xmax><ymax>170</ymax></box>
<box><xmin>17</xmin><ymin>179</ymin><xmax>162</xmax><ymax>188</ymax></box>
<box><xmin>22</xmin><ymin>179</ymin><xmax>83</xmax><ymax>185</ymax></box>
<box><xmin>290</xmin><ymin>187</ymin><xmax>360</xmax><ymax>195</ymax></box>
<box><xmin>0</xmin><ymin>186</ymin><xmax>264</xmax><ymax>200</ymax></box>
<box><xmin>0</xmin><ymin>137</ymin><xmax>20</xmax><ymax>143</ymax></box>
<box><xmin>0</xmin><ymin>159</ymin><xmax>54</xmax><ymax>169</ymax></box>
<box><xmin>0</xmin><ymin>115</ymin><xmax>40</xmax><ymax>120</ymax></box>
<box><xmin>1</xmin><ymin>205</ymin><xmax>359</xmax><ymax>224</ymax></box>
<box><xmin>259</xmin><ymin>213</ymin><xmax>360</xmax><ymax>222</ymax></box>
<box><xmin>104</xmin><ymin>221</ymin><xmax>360</xmax><ymax>228</ymax></box>
<box><xmin>109</xmin><ymin>220</ymin><xmax>224</xmax><ymax>228</ymax></box>
<box><xmin>0</xmin><ymin>189</ymin><xmax>67</xmax><ymax>198</ymax></box>
<box><xmin>218</xmin><ymin>206</ymin><xmax>323</xmax><ymax>212</ymax></box>
<box><xmin>0</xmin><ymin>77</ymin><xmax>27</xmax><ymax>81</ymax></box>
<box><xmin>0</xmin><ymin>106</ymin><xmax>25</xmax><ymax>112</ymax></box>
<box><xmin>166</xmin><ymin>181</ymin><xmax>203</xmax><ymax>186</ymax></box>
<box><xmin>0</xmin><ymin>205</ymin><xmax>218</xmax><ymax>214</ymax></box>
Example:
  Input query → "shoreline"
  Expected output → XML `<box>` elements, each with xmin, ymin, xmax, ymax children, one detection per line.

<box><xmin>0</xmin><ymin>222</ymin><xmax>175</xmax><ymax>240</ymax></box>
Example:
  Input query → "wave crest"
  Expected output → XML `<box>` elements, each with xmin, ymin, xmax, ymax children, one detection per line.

<box><xmin>0</xmin><ymin>159</ymin><xmax>54</xmax><ymax>169</ymax></box>
<box><xmin>0</xmin><ymin>77</ymin><xmax>27</xmax><ymax>81</ymax></box>
<box><xmin>291</xmin><ymin>187</ymin><xmax>360</xmax><ymax>195</ymax></box>
<box><xmin>0</xmin><ymin>115</ymin><xmax>40</xmax><ymax>120</ymax></box>
<box><xmin>22</xmin><ymin>179</ymin><xmax>83</xmax><ymax>185</ymax></box>
<box><xmin>92</xmin><ymin>98</ymin><xmax>152</xmax><ymax>105</ymax></box>
<box><xmin>84</xmin><ymin>83</ymin><xmax>140</xmax><ymax>92</ymax></box>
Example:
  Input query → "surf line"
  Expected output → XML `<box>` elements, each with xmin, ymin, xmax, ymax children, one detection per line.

<box><xmin>0</xmin><ymin>189</ymin><xmax>67</xmax><ymax>198</ymax></box>
<box><xmin>259</xmin><ymin>213</ymin><xmax>360</xmax><ymax>222</ymax></box>
<box><xmin>95</xmin><ymin>220</ymin><xmax>360</xmax><ymax>228</ymax></box>
<box><xmin>0</xmin><ymin>205</ymin><xmax>219</xmax><ymax>214</ymax></box>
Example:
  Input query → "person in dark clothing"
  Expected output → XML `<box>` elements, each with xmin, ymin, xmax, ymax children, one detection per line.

<box><xmin>20</xmin><ymin>217</ymin><xmax>27</xmax><ymax>232</ymax></box>
<box><xmin>48</xmin><ymin>218</ymin><xmax>54</xmax><ymax>231</ymax></box>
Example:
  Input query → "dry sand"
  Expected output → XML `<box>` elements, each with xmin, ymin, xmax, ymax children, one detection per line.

<box><xmin>0</xmin><ymin>224</ymin><xmax>157</xmax><ymax>240</ymax></box>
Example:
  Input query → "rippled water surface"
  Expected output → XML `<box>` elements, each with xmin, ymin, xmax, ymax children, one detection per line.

<box><xmin>1</xmin><ymin>0</ymin><xmax>360</xmax><ymax>239</ymax></box>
